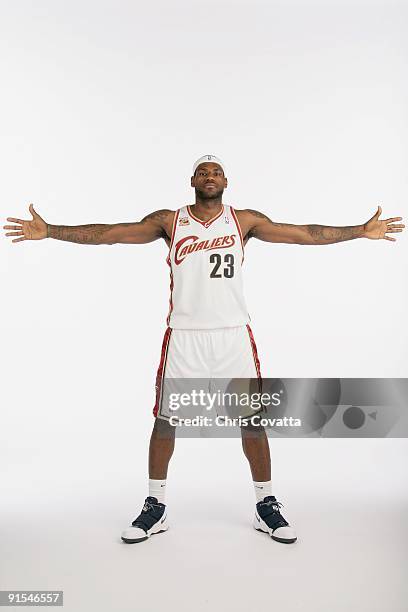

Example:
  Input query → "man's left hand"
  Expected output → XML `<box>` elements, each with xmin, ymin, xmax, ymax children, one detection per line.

<box><xmin>364</xmin><ymin>206</ymin><xmax>405</xmax><ymax>241</ymax></box>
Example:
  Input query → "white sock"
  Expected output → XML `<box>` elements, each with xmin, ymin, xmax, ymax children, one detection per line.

<box><xmin>149</xmin><ymin>479</ymin><xmax>167</xmax><ymax>504</ymax></box>
<box><xmin>253</xmin><ymin>480</ymin><xmax>272</xmax><ymax>503</ymax></box>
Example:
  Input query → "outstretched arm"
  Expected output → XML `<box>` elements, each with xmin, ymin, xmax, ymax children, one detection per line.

<box><xmin>237</xmin><ymin>206</ymin><xmax>404</xmax><ymax>245</ymax></box>
<box><xmin>3</xmin><ymin>204</ymin><xmax>175</xmax><ymax>245</ymax></box>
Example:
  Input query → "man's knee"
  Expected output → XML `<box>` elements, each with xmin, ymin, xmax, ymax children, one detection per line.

<box><xmin>152</xmin><ymin>417</ymin><xmax>176</xmax><ymax>439</ymax></box>
<box><xmin>240</xmin><ymin>420</ymin><xmax>266</xmax><ymax>440</ymax></box>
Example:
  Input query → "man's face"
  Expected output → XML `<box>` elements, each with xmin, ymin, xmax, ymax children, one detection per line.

<box><xmin>191</xmin><ymin>162</ymin><xmax>227</xmax><ymax>200</ymax></box>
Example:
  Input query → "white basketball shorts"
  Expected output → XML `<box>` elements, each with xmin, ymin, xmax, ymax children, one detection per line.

<box><xmin>153</xmin><ymin>325</ymin><xmax>262</xmax><ymax>420</ymax></box>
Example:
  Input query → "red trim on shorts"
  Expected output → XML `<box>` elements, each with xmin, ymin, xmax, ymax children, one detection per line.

<box><xmin>230</xmin><ymin>206</ymin><xmax>245</xmax><ymax>263</ymax></box>
<box><xmin>187</xmin><ymin>204</ymin><xmax>224</xmax><ymax>228</ymax></box>
<box><xmin>246</xmin><ymin>323</ymin><xmax>262</xmax><ymax>380</ymax></box>
<box><xmin>153</xmin><ymin>327</ymin><xmax>172</xmax><ymax>417</ymax></box>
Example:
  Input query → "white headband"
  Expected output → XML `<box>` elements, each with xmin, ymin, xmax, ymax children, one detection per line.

<box><xmin>193</xmin><ymin>155</ymin><xmax>226</xmax><ymax>175</ymax></box>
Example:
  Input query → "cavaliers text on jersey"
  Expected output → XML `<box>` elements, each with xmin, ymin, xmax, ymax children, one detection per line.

<box><xmin>166</xmin><ymin>204</ymin><xmax>250</xmax><ymax>329</ymax></box>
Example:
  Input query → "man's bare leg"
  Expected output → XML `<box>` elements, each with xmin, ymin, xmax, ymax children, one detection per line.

<box><xmin>241</xmin><ymin>422</ymin><xmax>271</xmax><ymax>482</ymax></box>
<box><xmin>241</xmin><ymin>421</ymin><xmax>297</xmax><ymax>543</ymax></box>
<box><xmin>149</xmin><ymin>417</ymin><xmax>176</xmax><ymax>479</ymax></box>
<box><xmin>121</xmin><ymin>418</ymin><xmax>175</xmax><ymax>543</ymax></box>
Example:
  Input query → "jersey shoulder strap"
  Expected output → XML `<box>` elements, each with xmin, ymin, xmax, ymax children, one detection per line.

<box><xmin>228</xmin><ymin>204</ymin><xmax>245</xmax><ymax>260</ymax></box>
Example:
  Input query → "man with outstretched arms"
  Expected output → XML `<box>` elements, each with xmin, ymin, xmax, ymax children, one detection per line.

<box><xmin>4</xmin><ymin>154</ymin><xmax>404</xmax><ymax>545</ymax></box>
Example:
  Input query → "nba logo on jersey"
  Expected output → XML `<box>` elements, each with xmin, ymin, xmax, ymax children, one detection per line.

<box><xmin>179</xmin><ymin>217</ymin><xmax>189</xmax><ymax>226</ymax></box>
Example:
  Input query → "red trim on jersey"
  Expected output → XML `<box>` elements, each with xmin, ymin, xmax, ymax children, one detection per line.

<box><xmin>166</xmin><ymin>209</ymin><xmax>180</xmax><ymax>266</ymax></box>
<box><xmin>230</xmin><ymin>206</ymin><xmax>245</xmax><ymax>263</ymax></box>
<box><xmin>166</xmin><ymin>268</ymin><xmax>174</xmax><ymax>326</ymax></box>
<box><xmin>246</xmin><ymin>324</ymin><xmax>262</xmax><ymax>380</ymax></box>
<box><xmin>153</xmin><ymin>327</ymin><xmax>172</xmax><ymax>417</ymax></box>
<box><xmin>187</xmin><ymin>204</ymin><xmax>224</xmax><ymax>228</ymax></box>
<box><xmin>166</xmin><ymin>210</ymin><xmax>180</xmax><ymax>326</ymax></box>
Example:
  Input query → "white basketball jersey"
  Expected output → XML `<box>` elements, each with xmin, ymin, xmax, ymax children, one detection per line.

<box><xmin>166</xmin><ymin>204</ymin><xmax>250</xmax><ymax>329</ymax></box>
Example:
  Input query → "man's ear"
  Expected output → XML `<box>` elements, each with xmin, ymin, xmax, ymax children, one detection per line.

<box><xmin>224</xmin><ymin>177</ymin><xmax>228</xmax><ymax>188</ymax></box>
<box><xmin>191</xmin><ymin>175</ymin><xmax>195</xmax><ymax>187</ymax></box>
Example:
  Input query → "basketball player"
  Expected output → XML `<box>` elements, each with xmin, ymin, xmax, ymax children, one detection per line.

<box><xmin>4</xmin><ymin>155</ymin><xmax>404</xmax><ymax>545</ymax></box>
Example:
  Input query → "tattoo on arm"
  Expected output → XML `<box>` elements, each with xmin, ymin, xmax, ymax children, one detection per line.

<box><xmin>47</xmin><ymin>210</ymin><xmax>173</xmax><ymax>244</ymax></box>
<box><xmin>245</xmin><ymin>209</ymin><xmax>287</xmax><ymax>238</ymax></box>
<box><xmin>139</xmin><ymin>209</ymin><xmax>173</xmax><ymax>239</ymax></box>
<box><xmin>305</xmin><ymin>224</ymin><xmax>365</xmax><ymax>243</ymax></box>
<box><xmin>246</xmin><ymin>209</ymin><xmax>270</xmax><ymax>221</ymax></box>
<box><xmin>245</xmin><ymin>209</ymin><xmax>365</xmax><ymax>244</ymax></box>
<box><xmin>47</xmin><ymin>223</ymin><xmax>126</xmax><ymax>244</ymax></box>
<box><xmin>140</xmin><ymin>209</ymin><xmax>172</xmax><ymax>224</ymax></box>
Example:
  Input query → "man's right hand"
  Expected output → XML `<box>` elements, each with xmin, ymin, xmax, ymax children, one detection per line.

<box><xmin>3</xmin><ymin>204</ymin><xmax>48</xmax><ymax>243</ymax></box>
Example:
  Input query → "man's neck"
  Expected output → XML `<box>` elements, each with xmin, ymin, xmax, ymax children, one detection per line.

<box><xmin>190</xmin><ymin>199</ymin><xmax>223</xmax><ymax>222</ymax></box>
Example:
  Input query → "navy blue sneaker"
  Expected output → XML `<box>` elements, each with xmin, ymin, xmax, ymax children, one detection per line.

<box><xmin>121</xmin><ymin>497</ymin><xmax>168</xmax><ymax>544</ymax></box>
<box><xmin>254</xmin><ymin>496</ymin><xmax>297</xmax><ymax>543</ymax></box>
